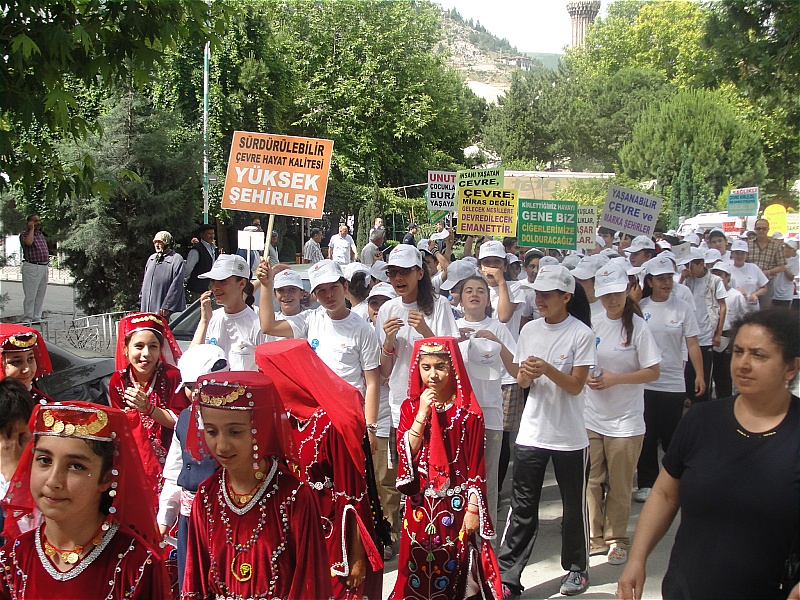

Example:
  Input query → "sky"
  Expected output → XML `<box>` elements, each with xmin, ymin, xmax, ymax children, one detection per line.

<box><xmin>442</xmin><ymin>0</ymin><xmax>607</xmax><ymax>54</ymax></box>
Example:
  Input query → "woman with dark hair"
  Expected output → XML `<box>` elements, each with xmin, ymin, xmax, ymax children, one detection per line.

<box><xmin>498</xmin><ymin>264</ymin><xmax>596</xmax><ymax>599</ymax></box>
<box><xmin>618</xmin><ymin>308</ymin><xmax>799</xmax><ymax>600</ymax></box>
<box><xmin>0</xmin><ymin>402</ymin><xmax>170</xmax><ymax>598</ymax></box>
<box><xmin>109</xmin><ymin>312</ymin><xmax>185</xmax><ymax>470</ymax></box>
<box><xmin>391</xmin><ymin>337</ymin><xmax>502</xmax><ymax>600</ymax></box>
<box><xmin>191</xmin><ymin>254</ymin><xmax>266</xmax><ymax>371</ymax></box>
<box><xmin>584</xmin><ymin>263</ymin><xmax>660</xmax><ymax>566</ymax></box>
<box><xmin>375</xmin><ymin>244</ymin><xmax>458</xmax><ymax>437</ymax></box>
<box><xmin>344</xmin><ymin>266</ymin><xmax>372</xmax><ymax>320</ymax></box>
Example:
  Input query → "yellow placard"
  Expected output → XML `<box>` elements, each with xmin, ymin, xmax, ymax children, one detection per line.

<box><xmin>456</xmin><ymin>188</ymin><xmax>518</xmax><ymax>237</ymax></box>
<box><xmin>763</xmin><ymin>204</ymin><xmax>787</xmax><ymax>234</ymax></box>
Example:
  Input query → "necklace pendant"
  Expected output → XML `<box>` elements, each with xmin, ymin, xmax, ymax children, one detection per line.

<box><xmin>63</xmin><ymin>551</ymin><xmax>81</xmax><ymax>565</ymax></box>
<box><xmin>231</xmin><ymin>555</ymin><xmax>253</xmax><ymax>582</ymax></box>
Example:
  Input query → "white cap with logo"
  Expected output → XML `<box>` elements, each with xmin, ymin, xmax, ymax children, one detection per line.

<box><xmin>367</xmin><ymin>282</ymin><xmax>398</xmax><ymax>300</ymax></box>
<box><xmin>478</xmin><ymin>240</ymin><xmax>506</xmax><ymax>260</ymax></box>
<box><xmin>308</xmin><ymin>259</ymin><xmax>344</xmax><ymax>291</ymax></box>
<box><xmin>465</xmin><ymin>337</ymin><xmax>502</xmax><ymax>380</ymax></box>
<box><xmin>731</xmin><ymin>239</ymin><xmax>749</xmax><ymax>253</ymax></box>
<box><xmin>384</xmin><ymin>244</ymin><xmax>423</xmax><ymax>269</ymax></box>
<box><xmin>440</xmin><ymin>260</ymin><xmax>478</xmax><ymax>291</ymax></box>
<box><xmin>198</xmin><ymin>254</ymin><xmax>251</xmax><ymax>280</ymax></box>
<box><xmin>594</xmin><ymin>263</ymin><xmax>630</xmax><ymax>296</ymax></box>
<box><xmin>273</xmin><ymin>269</ymin><xmax>304</xmax><ymax>290</ymax></box>
<box><xmin>533</xmin><ymin>265</ymin><xmax>576</xmax><ymax>294</ymax></box>
<box><xmin>626</xmin><ymin>235</ymin><xmax>656</xmax><ymax>254</ymax></box>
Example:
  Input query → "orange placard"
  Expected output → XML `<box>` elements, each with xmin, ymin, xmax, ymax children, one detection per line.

<box><xmin>221</xmin><ymin>131</ymin><xmax>334</xmax><ymax>218</ymax></box>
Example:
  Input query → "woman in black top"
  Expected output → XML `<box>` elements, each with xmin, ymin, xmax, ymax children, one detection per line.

<box><xmin>617</xmin><ymin>308</ymin><xmax>799</xmax><ymax>600</ymax></box>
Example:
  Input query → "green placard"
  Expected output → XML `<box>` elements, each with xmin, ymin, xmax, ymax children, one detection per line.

<box><xmin>518</xmin><ymin>198</ymin><xmax>577</xmax><ymax>249</ymax></box>
<box><xmin>428</xmin><ymin>209</ymin><xmax>449</xmax><ymax>224</ymax></box>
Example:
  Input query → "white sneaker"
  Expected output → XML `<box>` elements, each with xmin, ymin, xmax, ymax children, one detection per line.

<box><xmin>608</xmin><ymin>544</ymin><xmax>628</xmax><ymax>565</ymax></box>
<box><xmin>633</xmin><ymin>487</ymin><xmax>651</xmax><ymax>503</ymax></box>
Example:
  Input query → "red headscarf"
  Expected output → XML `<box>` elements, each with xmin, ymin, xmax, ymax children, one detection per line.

<box><xmin>254</xmin><ymin>339</ymin><xmax>367</xmax><ymax>470</ymax></box>
<box><xmin>114</xmin><ymin>312</ymin><xmax>182</xmax><ymax>371</ymax></box>
<box><xmin>187</xmin><ymin>371</ymin><xmax>296</xmax><ymax>465</ymax></box>
<box><xmin>2</xmin><ymin>402</ymin><xmax>166</xmax><ymax>559</ymax></box>
<box><xmin>407</xmin><ymin>337</ymin><xmax>481</xmax><ymax>492</ymax></box>
<box><xmin>0</xmin><ymin>324</ymin><xmax>52</xmax><ymax>380</ymax></box>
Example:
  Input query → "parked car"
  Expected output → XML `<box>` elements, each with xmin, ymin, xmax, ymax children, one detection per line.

<box><xmin>36</xmin><ymin>342</ymin><xmax>115</xmax><ymax>405</ymax></box>
<box><xmin>169</xmin><ymin>263</ymin><xmax>314</xmax><ymax>351</ymax></box>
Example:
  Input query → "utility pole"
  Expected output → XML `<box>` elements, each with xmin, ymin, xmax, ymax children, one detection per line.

<box><xmin>203</xmin><ymin>41</ymin><xmax>210</xmax><ymax>225</ymax></box>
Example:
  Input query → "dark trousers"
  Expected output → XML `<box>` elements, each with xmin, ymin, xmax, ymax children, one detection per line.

<box><xmin>637</xmin><ymin>390</ymin><xmax>685</xmax><ymax>489</ymax></box>
<box><xmin>177</xmin><ymin>513</ymin><xmax>189</xmax><ymax>590</ymax></box>
<box><xmin>684</xmin><ymin>345</ymin><xmax>713</xmax><ymax>403</ymax></box>
<box><xmin>499</xmin><ymin>430</ymin><xmax>513</xmax><ymax>486</ymax></box>
<box><xmin>498</xmin><ymin>445</ymin><xmax>589</xmax><ymax>593</ymax></box>
<box><xmin>711</xmin><ymin>349</ymin><xmax>732</xmax><ymax>399</ymax></box>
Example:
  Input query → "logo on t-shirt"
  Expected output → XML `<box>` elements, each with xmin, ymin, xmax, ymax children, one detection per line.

<box><xmin>310</xmin><ymin>339</ymin><xmax>319</xmax><ymax>351</ymax></box>
<box><xmin>643</xmin><ymin>312</ymin><xmax>651</xmax><ymax>322</ymax></box>
<box><xmin>209</xmin><ymin>337</ymin><xmax>218</xmax><ymax>345</ymax></box>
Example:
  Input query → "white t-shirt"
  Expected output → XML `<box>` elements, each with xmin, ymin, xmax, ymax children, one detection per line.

<box><xmin>772</xmin><ymin>255</ymin><xmax>798</xmax><ymax>301</ymax></box>
<box><xmin>330</xmin><ymin>234</ymin><xmax>355</xmax><ymax>264</ymax></box>
<box><xmin>205</xmin><ymin>307</ymin><xmax>267</xmax><ymax>371</ymax></box>
<box><xmin>456</xmin><ymin>316</ymin><xmax>517</xmax><ymax>431</ymax></box>
<box><xmin>730</xmin><ymin>262</ymin><xmax>768</xmax><ymax>307</ymax></box>
<box><xmin>489</xmin><ymin>280</ymin><xmax>526</xmax><ymax>341</ymax></box>
<box><xmin>682</xmin><ymin>273</ymin><xmax>726</xmax><ymax>346</ymax></box>
<box><xmin>589</xmin><ymin>299</ymin><xmax>605</xmax><ymax>324</ymax></box>
<box><xmin>375</xmin><ymin>295</ymin><xmax>459</xmax><ymax>426</ymax></box>
<box><xmin>519</xmin><ymin>284</ymin><xmax>539</xmax><ymax>321</ymax></box>
<box><xmin>351</xmin><ymin>301</ymin><xmax>370</xmax><ymax>321</ymax></box>
<box><xmin>431</xmin><ymin>271</ymin><xmax>443</xmax><ymax>295</ymax></box>
<box><xmin>671</xmin><ymin>281</ymin><xmax>694</xmax><ymax>306</ymax></box>
<box><xmin>288</xmin><ymin>307</ymin><xmax>379</xmax><ymax>395</ymax></box>
<box><xmin>722</xmin><ymin>288</ymin><xmax>748</xmax><ymax>331</ymax></box>
<box><xmin>584</xmin><ymin>313</ymin><xmax>661</xmax><ymax>437</ymax></box>
<box><xmin>514</xmin><ymin>315</ymin><xmax>596</xmax><ymax>451</ymax></box>
<box><xmin>640</xmin><ymin>295</ymin><xmax>700</xmax><ymax>393</ymax></box>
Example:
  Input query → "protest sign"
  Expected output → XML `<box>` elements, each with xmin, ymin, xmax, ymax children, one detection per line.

<box><xmin>517</xmin><ymin>199</ymin><xmax>577</xmax><ymax>249</ymax></box>
<box><xmin>764</xmin><ymin>203</ymin><xmax>787</xmax><ymax>234</ymax></box>
<box><xmin>456</xmin><ymin>188</ymin><xmax>517</xmax><ymax>237</ymax></box>
<box><xmin>727</xmin><ymin>187</ymin><xmax>759</xmax><ymax>217</ymax></box>
<box><xmin>427</xmin><ymin>171</ymin><xmax>456</xmax><ymax>211</ymax></box>
<box><xmin>456</xmin><ymin>167</ymin><xmax>503</xmax><ymax>190</ymax></box>
<box><xmin>786</xmin><ymin>213</ymin><xmax>799</xmax><ymax>236</ymax></box>
<box><xmin>221</xmin><ymin>131</ymin><xmax>334</xmax><ymax>218</ymax></box>
<box><xmin>237</xmin><ymin>229</ymin><xmax>265</xmax><ymax>252</ymax></box>
<box><xmin>577</xmin><ymin>206</ymin><xmax>597</xmax><ymax>249</ymax></box>
<box><xmin>428</xmin><ymin>209</ymin><xmax>449</xmax><ymax>225</ymax></box>
<box><xmin>600</xmin><ymin>185</ymin><xmax>662</xmax><ymax>238</ymax></box>
<box><xmin>722</xmin><ymin>221</ymin><xmax>738</xmax><ymax>233</ymax></box>
<box><xmin>671</xmin><ymin>242</ymin><xmax>691</xmax><ymax>263</ymax></box>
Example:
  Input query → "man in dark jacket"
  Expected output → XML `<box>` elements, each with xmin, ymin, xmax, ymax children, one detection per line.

<box><xmin>185</xmin><ymin>224</ymin><xmax>218</xmax><ymax>299</ymax></box>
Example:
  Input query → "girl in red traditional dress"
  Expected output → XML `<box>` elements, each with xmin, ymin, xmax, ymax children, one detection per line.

<box><xmin>391</xmin><ymin>337</ymin><xmax>502</xmax><ymax>600</ymax></box>
<box><xmin>181</xmin><ymin>371</ymin><xmax>332</xmax><ymax>599</ymax></box>
<box><xmin>0</xmin><ymin>324</ymin><xmax>54</xmax><ymax>405</ymax></box>
<box><xmin>255</xmin><ymin>339</ymin><xmax>384</xmax><ymax>599</ymax></box>
<box><xmin>0</xmin><ymin>402</ymin><xmax>171</xmax><ymax>598</ymax></box>
<box><xmin>109</xmin><ymin>312</ymin><xmax>186</xmax><ymax>468</ymax></box>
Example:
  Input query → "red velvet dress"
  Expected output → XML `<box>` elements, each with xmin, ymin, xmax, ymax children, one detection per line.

<box><xmin>181</xmin><ymin>459</ymin><xmax>332</xmax><ymax>600</ymax></box>
<box><xmin>0</xmin><ymin>523</ymin><xmax>170</xmax><ymax>599</ymax></box>
<box><xmin>390</xmin><ymin>399</ymin><xmax>502</xmax><ymax>600</ymax></box>
<box><xmin>289</xmin><ymin>410</ymin><xmax>383</xmax><ymax>599</ymax></box>
<box><xmin>109</xmin><ymin>362</ymin><xmax>187</xmax><ymax>467</ymax></box>
<box><xmin>29</xmin><ymin>387</ymin><xmax>54</xmax><ymax>406</ymax></box>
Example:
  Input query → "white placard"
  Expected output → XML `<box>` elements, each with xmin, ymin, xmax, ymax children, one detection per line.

<box><xmin>427</xmin><ymin>170</ymin><xmax>456</xmax><ymax>211</ymax></box>
<box><xmin>577</xmin><ymin>206</ymin><xmax>597</xmax><ymax>249</ymax></box>
<box><xmin>238</xmin><ymin>230</ymin><xmax>265</xmax><ymax>252</ymax></box>
<box><xmin>600</xmin><ymin>185</ymin><xmax>663</xmax><ymax>238</ymax></box>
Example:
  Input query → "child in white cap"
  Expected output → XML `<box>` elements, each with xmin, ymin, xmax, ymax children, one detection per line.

<box><xmin>257</xmin><ymin>259</ymin><xmax>381</xmax><ymax>452</ymax></box>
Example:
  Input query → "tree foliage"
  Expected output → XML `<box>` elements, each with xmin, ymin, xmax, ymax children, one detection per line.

<box><xmin>620</xmin><ymin>88</ymin><xmax>766</xmax><ymax>201</ymax></box>
<box><xmin>0</xmin><ymin>0</ymin><xmax>214</xmax><ymax>202</ymax></box>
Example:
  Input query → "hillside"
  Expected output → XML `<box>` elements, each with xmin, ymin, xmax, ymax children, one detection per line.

<box><xmin>436</xmin><ymin>6</ymin><xmax>561</xmax><ymax>103</ymax></box>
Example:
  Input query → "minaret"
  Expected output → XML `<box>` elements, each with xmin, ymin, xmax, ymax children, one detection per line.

<box><xmin>566</xmin><ymin>0</ymin><xmax>601</xmax><ymax>48</ymax></box>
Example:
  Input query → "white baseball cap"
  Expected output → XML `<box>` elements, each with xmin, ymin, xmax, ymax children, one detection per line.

<box><xmin>506</xmin><ymin>252</ymin><xmax>521</xmax><ymax>265</ymax></box>
<box><xmin>273</xmin><ymin>269</ymin><xmax>304</xmax><ymax>290</ymax></box>
<box><xmin>465</xmin><ymin>337</ymin><xmax>502</xmax><ymax>380</ymax></box>
<box><xmin>370</xmin><ymin>260</ymin><xmax>389</xmax><ymax>282</ymax></box>
<box><xmin>417</xmin><ymin>239</ymin><xmax>431</xmax><ymax>251</ymax></box>
<box><xmin>626</xmin><ymin>235</ymin><xmax>656</xmax><ymax>254</ymax></box>
<box><xmin>710</xmin><ymin>262</ymin><xmax>732</xmax><ymax>275</ymax></box>
<box><xmin>657</xmin><ymin>239</ymin><xmax>672</xmax><ymax>250</ymax></box>
<box><xmin>538</xmin><ymin>256</ymin><xmax>560</xmax><ymax>268</ymax></box>
<box><xmin>594</xmin><ymin>263</ymin><xmax>630</xmax><ymax>296</ymax></box>
<box><xmin>784</xmin><ymin>238</ymin><xmax>799</xmax><ymax>250</ymax></box>
<box><xmin>704</xmin><ymin>248</ymin><xmax>723</xmax><ymax>265</ymax></box>
<box><xmin>731</xmin><ymin>239</ymin><xmax>749</xmax><ymax>253</ymax></box>
<box><xmin>599</xmin><ymin>247</ymin><xmax>619</xmax><ymax>260</ymax></box>
<box><xmin>367</xmin><ymin>282</ymin><xmax>397</xmax><ymax>300</ymax></box>
<box><xmin>683</xmin><ymin>233</ymin><xmax>701</xmax><ymax>246</ymax></box>
<box><xmin>198</xmin><ymin>254</ymin><xmax>251</xmax><ymax>280</ymax></box>
<box><xmin>176</xmin><ymin>344</ymin><xmax>229</xmax><ymax>392</ymax></box>
<box><xmin>462</xmin><ymin>256</ymin><xmax>478</xmax><ymax>268</ymax></box>
<box><xmin>678</xmin><ymin>247</ymin><xmax>706</xmax><ymax>266</ymax></box>
<box><xmin>342</xmin><ymin>262</ymin><xmax>371</xmax><ymax>282</ymax></box>
<box><xmin>308</xmin><ymin>259</ymin><xmax>344</xmax><ymax>291</ymax></box>
<box><xmin>572</xmin><ymin>255</ymin><xmax>603</xmax><ymax>280</ymax></box>
<box><xmin>440</xmin><ymin>260</ymin><xmax>478</xmax><ymax>291</ymax></box>
<box><xmin>772</xmin><ymin>231</ymin><xmax>785</xmax><ymax>240</ymax></box>
<box><xmin>533</xmin><ymin>264</ymin><xmax>575</xmax><ymax>294</ymax></box>
<box><xmin>430</xmin><ymin>230</ymin><xmax>450</xmax><ymax>241</ymax></box>
<box><xmin>561</xmin><ymin>254</ymin><xmax>582</xmax><ymax>270</ymax></box>
<box><xmin>478</xmin><ymin>240</ymin><xmax>506</xmax><ymax>260</ymax></box>
<box><xmin>383</xmin><ymin>244</ymin><xmax>423</xmax><ymax>269</ymax></box>
<box><xmin>659</xmin><ymin>250</ymin><xmax>677</xmax><ymax>264</ymax></box>
<box><xmin>646</xmin><ymin>256</ymin><xmax>676</xmax><ymax>277</ymax></box>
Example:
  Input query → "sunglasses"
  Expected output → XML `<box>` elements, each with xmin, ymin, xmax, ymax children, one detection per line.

<box><xmin>755</xmin><ymin>227</ymin><xmax>769</xmax><ymax>232</ymax></box>
<box><xmin>386</xmin><ymin>267</ymin><xmax>415</xmax><ymax>278</ymax></box>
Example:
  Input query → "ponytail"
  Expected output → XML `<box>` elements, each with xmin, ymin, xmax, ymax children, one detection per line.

<box><xmin>567</xmin><ymin>283</ymin><xmax>592</xmax><ymax>329</ymax></box>
<box><xmin>243</xmin><ymin>279</ymin><xmax>256</xmax><ymax>310</ymax></box>
<box><xmin>416</xmin><ymin>267</ymin><xmax>436</xmax><ymax>316</ymax></box>
<box><xmin>620</xmin><ymin>296</ymin><xmax>643</xmax><ymax>347</ymax></box>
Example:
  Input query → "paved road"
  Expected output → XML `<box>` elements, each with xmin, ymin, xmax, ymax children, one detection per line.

<box><xmin>0</xmin><ymin>279</ymin><xmax>81</xmax><ymax>322</ymax></box>
<box><xmin>381</xmin><ymin>458</ymin><xmax>678</xmax><ymax>599</ymax></box>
